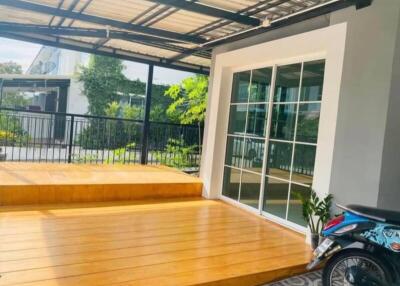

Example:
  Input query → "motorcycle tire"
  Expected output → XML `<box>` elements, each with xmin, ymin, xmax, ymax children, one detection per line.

<box><xmin>322</xmin><ymin>249</ymin><xmax>393</xmax><ymax>286</ymax></box>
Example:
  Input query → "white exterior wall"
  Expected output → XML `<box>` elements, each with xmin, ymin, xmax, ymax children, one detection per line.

<box><xmin>27</xmin><ymin>47</ymin><xmax>90</xmax><ymax>115</ymax></box>
<box><xmin>200</xmin><ymin>0</ymin><xmax>400</xmax><ymax>235</ymax></box>
<box><xmin>67</xmin><ymin>78</ymin><xmax>88</xmax><ymax>115</ymax></box>
<box><xmin>57</xmin><ymin>49</ymin><xmax>89</xmax><ymax>115</ymax></box>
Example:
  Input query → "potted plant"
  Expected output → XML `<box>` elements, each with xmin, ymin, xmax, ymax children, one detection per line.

<box><xmin>299</xmin><ymin>188</ymin><xmax>333</xmax><ymax>249</ymax></box>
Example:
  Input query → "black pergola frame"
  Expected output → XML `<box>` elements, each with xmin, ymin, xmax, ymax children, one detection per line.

<box><xmin>0</xmin><ymin>0</ymin><xmax>372</xmax><ymax>165</ymax></box>
<box><xmin>0</xmin><ymin>0</ymin><xmax>373</xmax><ymax>74</ymax></box>
<box><xmin>148</xmin><ymin>0</ymin><xmax>261</xmax><ymax>26</ymax></box>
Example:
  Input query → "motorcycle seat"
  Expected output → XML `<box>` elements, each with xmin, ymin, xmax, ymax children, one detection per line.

<box><xmin>345</xmin><ymin>204</ymin><xmax>400</xmax><ymax>225</ymax></box>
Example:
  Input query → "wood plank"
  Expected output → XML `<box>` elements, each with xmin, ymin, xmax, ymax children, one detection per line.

<box><xmin>0</xmin><ymin>243</ymin><xmax>309</xmax><ymax>285</ymax></box>
<box><xmin>0</xmin><ymin>220</ymin><xmax>275</xmax><ymax>251</ymax></box>
<box><xmin>0</xmin><ymin>163</ymin><xmax>202</xmax><ymax>205</ymax></box>
<box><xmin>0</xmin><ymin>230</ymin><xmax>299</xmax><ymax>272</ymax></box>
<box><xmin>0</xmin><ymin>207</ymin><xmax>245</xmax><ymax>235</ymax></box>
<box><xmin>0</xmin><ymin>213</ymin><xmax>253</xmax><ymax>241</ymax></box>
<box><xmin>0</xmin><ymin>225</ymin><xmax>272</xmax><ymax>262</ymax></box>
<box><xmin>0</xmin><ymin>163</ymin><xmax>199</xmax><ymax>185</ymax></box>
<box><xmin>0</xmin><ymin>198</ymin><xmax>211</xmax><ymax>216</ymax></box>
<box><xmin>0</xmin><ymin>198</ymin><xmax>311</xmax><ymax>286</ymax></box>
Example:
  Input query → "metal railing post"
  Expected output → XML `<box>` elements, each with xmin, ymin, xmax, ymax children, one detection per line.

<box><xmin>67</xmin><ymin>115</ymin><xmax>74</xmax><ymax>163</ymax></box>
<box><xmin>140</xmin><ymin>64</ymin><xmax>154</xmax><ymax>165</ymax></box>
<box><xmin>0</xmin><ymin>79</ymin><xmax>4</xmax><ymax>107</ymax></box>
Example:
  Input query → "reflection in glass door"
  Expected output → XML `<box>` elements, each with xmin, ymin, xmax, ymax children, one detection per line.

<box><xmin>222</xmin><ymin>60</ymin><xmax>325</xmax><ymax>228</ymax></box>
<box><xmin>222</xmin><ymin>67</ymin><xmax>272</xmax><ymax>209</ymax></box>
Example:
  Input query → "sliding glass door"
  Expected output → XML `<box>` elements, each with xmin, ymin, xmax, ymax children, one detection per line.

<box><xmin>222</xmin><ymin>59</ymin><xmax>325</xmax><ymax>228</ymax></box>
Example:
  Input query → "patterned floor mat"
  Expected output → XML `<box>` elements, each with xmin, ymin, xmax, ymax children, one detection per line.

<box><xmin>264</xmin><ymin>270</ymin><xmax>322</xmax><ymax>286</ymax></box>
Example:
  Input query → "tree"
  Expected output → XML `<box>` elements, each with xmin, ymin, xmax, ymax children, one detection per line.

<box><xmin>77</xmin><ymin>55</ymin><xmax>173</xmax><ymax>120</ymax></box>
<box><xmin>122</xmin><ymin>104</ymin><xmax>142</xmax><ymax>120</ymax></box>
<box><xmin>150</xmin><ymin>104</ymin><xmax>166</xmax><ymax>122</ymax></box>
<box><xmin>78</xmin><ymin>55</ymin><xmax>127</xmax><ymax>116</ymax></box>
<box><xmin>164</xmin><ymin>75</ymin><xmax>208</xmax><ymax>124</ymax></box>
<box><xmin>0</xmin><ymin>61</ymin><xmax>22</xmax><ymax>74</ymax></box>
<box><xmin>104</xmin><ymin>101</ymin><xmax>120</xmax><ymax>117</ymax></box>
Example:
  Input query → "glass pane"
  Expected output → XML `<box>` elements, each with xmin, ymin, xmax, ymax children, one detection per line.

<box><xmin>246</xmin><ymin>104</ymin><xmax>267</xmax><ymax>137</ymax></box>
<box><xmin>231</xmin><ymin>71</ymin><xmax>251</xmax><ymax>103</ymax></box>
<box><xmin>300</xmin><ymin>60</ymin><xmax>325</xmax><ymax>101</ymax></box>
<box><xmin>239</xmin><ymin>171</ymin><xmax>261</xmax><ymax>209</ymax></box>
<box><xmin>228</xmin><ymin>104</ymin><xmax>247</xmax><ymax>135</ymax></box>
<box><xmin>287</xmin><ymin>184</ymin><xmax>311</xmax><ymax>227</ymax></box>
<box><xmin>225</xmin><ymin>136</ymin><xmax>244</xmax><ymax>168</ymax></box>
<box><xmin>222</xmin><ymin>167</ymin><xmax>241</xmax><ymax>201</ymax></box>
<box><xmin>292</xmin><ymin>144</ymin><xmax>316</xmax><ymax>186</ymax></box>
<box><xmin>242</xmin><ymin>138</ymin><xmax>264</xmax><ymax>174</ymax></box>
<box><xmin>266</xmin><ymin>141</ymin><xmax>293</xmax><ymax>180</ymax></box>
<box><xmin>250</xmin><ymin>68</ymin><xmax>272</xmax><ymax>102</ymax></box>
<box><xmin>296</xmin><ymin>103</ymin><xmax>320</xmax><ymax>143</ymax></box>
<box><xmin>274</xmin><ymin>64</ymin><xmax>302</xmax><ymax>102</ymax></box>
<box><xmin>263</xmin><ymin>176</ymin><xmax>289</xmax><ymax>219</ymax></box>
<box><xmin>270</xmin><ymin>104</ymin><xmax>297</xmax><ymax>141</ymax></box>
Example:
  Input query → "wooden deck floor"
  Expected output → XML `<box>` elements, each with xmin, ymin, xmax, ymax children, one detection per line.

<box><xmin>0</xmin><ymin>198</ymin><xmax>312</xmax><ymax>286</ymax></box>
<box><xmin>0</xmin><ymin>163</ymin><xmax>202</xmax><ymax>205</ymax></box>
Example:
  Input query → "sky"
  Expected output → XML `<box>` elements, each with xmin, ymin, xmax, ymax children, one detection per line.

<box><xmin>0</xmin><ymin>38</ymin><xmax>42</xmax><ymax>72</ymax></box>
<box><xmin>0</xmin><ymin>37</ymin><xmax>193</xmax><ymax>85</ymax></box>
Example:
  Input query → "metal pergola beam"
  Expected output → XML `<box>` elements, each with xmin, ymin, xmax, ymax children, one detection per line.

<box><xmin>0</xmin><ymin>22</ymin><xmax>182</xmax><ymax>43</ymax></box>
<box><xmin>150</xmin><ymin>0</ymin><xmax>261</xmax><ymax>26</ymax></box>
<box><xmin>140</xmin><ymin>64</ymin><xmax>154</xmax><ymax>165</ymax></box>
<box><xmin>0</xmin><ymin>0</ymin><xmax>206</xmax><ymax>44</ymax></box>
<box><xmin>0</xmin><ymin>31</ymin><xmax>210</xmax><ymax>75</ymax></box>
<box><xmin>56</xmin><ymin>0</ymin><xmax>79</xmax><ymax>27</ymax></box>
<box><xmin>187</xmin><ymin>0</ymin><xmax>291</xmax><ymax>36</ymax></box>
<box><xmin>48</xmin><ymin>0</ymin><xmax>65</xmax><ymax>26</ymax></box>
<box><xmin>169</xmin><ymin>0</ymin><xmax>372</xmax><ymax>63</ymax></box>
<box><xmin>0</xmin><ymin>78</ymin><xmax>71</xmax><ymax>88</ymax></box>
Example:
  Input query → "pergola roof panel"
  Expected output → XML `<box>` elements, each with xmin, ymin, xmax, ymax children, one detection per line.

<box><xmin>105</xmin><ymin>39</ymin><xmax>180</xmax><ymax>59</ymax></box>
<box><xmin>0</xmin><ymin>6</ymin><xmax>50</xmax><ymax>25</ymax></box>
<box><xmin>0</xmin><ymin>0</ymin><xmax>363</xmax><ymax>74</ymax></box>
<box><xmin>150</xmin><ymin>9</ymin><xmax>219</xmax><ymax>35</ymax></box>
<box><xmin>198</xmin><ymin>0</ymin><xmax>260</xmax><ymax>13</ymax></box>
<box><xmin>82</xmin><ymin>0</ymin><xmax>155</xmax><ymax>23</ymax></box>
<box><xmin>180</xmin><ymin>55</ymin><xmax>211</xmax><ymax>67</ymax></box>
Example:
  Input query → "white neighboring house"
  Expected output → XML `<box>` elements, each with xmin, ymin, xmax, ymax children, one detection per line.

<box><xmin>26</xmin><ymin>47</ymin><xmax>90</xmax><ymax>115</ymax></box>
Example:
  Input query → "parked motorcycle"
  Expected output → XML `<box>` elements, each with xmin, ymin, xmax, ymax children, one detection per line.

<box><xmin>307</xmin><ymin>204</ymin><xmax>400</xmax><ymax>286</ymax></box>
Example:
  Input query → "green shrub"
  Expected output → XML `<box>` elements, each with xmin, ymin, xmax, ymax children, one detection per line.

<box><xmin>0</xmin><ymin>112</ymin><xmax>28</xmax><ymax>144</ymax></box>
<box><xmin>152</xmin><ymin>138</ymin><xmax>198</xmax><ymax>169</ymax></box>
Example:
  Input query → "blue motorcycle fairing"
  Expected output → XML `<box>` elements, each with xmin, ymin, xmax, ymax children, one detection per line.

<box><xmin>322</xmin><ymin>210</ymin><xmax>400</xmax><ymax>253</ymax></box>
<box><xmin>322</xmin><ymin>211</ymin><xmax>369</xmax><ymax>237</ymax></box>
<box><xmin>362</xmin><ymin>223</ymin><xmax>400</xmax><ymax>252</ymax></box>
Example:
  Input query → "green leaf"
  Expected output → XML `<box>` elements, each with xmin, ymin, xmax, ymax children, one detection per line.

<box><xmin>163</xmin><ymin>75</ymin><xmax>208</xmax><ymax>124</ymax></box>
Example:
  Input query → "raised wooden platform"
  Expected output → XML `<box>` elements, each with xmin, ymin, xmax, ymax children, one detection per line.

<box><xmin>0</xmin><ymin>198</ymin><xmax>312</xmax><ymax>286</ymax></box>
<box><xmin>0</xmin><ymin>163</ymin><xmax>202</xmax><ymax>205</ymax></box>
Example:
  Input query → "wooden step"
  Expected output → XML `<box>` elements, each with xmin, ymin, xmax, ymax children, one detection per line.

<box><xmin>0</xmin><ymin>163</ymin><xmax>202</xmax><ymax>205</ymax></box>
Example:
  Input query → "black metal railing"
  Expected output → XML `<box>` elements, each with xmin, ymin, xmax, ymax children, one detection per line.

<box><xmin>0</xmin><ymin>107</ymin><xmax>202</xmax><ymax>169</ymax></box>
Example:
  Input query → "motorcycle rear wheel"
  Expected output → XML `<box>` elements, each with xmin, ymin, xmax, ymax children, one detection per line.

<box><xmin>322</xmin><ymin>249</ymin><xmax>392</xmax><ymax>286</ymax></box>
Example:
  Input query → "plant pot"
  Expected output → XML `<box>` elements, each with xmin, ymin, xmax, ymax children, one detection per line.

<box><xmin>311</xmin><ymin>233</ymin><xmax>320</xmax><ymax>250</ymax></box>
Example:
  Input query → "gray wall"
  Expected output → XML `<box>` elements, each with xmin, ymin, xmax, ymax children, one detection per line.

<box><xmin>329</xmin><ymin>1</ymin><xmax>400</xmax><ymax>209</ymax></box>
<box><xmin>378</xmin><ymin>9</ymin><xmax>400</xmax><ymax>211</ymax></box>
